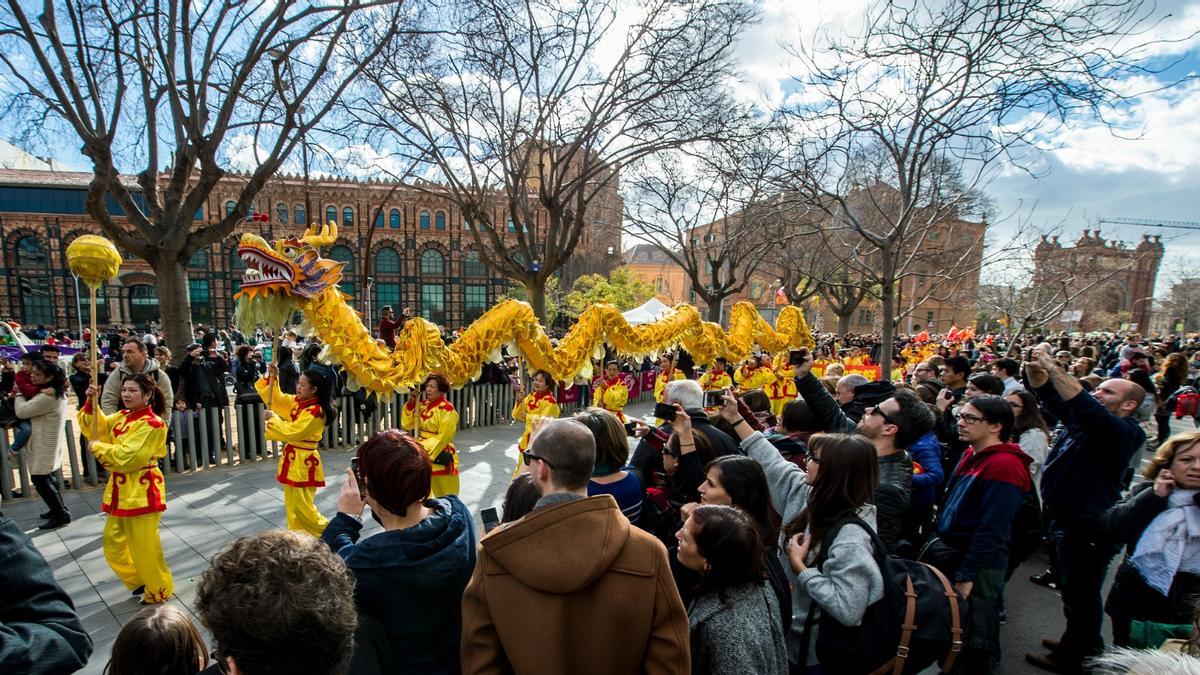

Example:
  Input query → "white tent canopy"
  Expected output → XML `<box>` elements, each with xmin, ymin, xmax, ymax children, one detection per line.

<box><xmin>621</xmin><ymin>297</ymin><xmax>672</xmax><ymax>325</ymax></box>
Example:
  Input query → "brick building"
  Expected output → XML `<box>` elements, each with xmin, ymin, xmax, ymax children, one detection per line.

<box><xmin>1033</xmin><ymin>230</ymin><xmax>1164</xmax><ymax>332</ymax></box>
<box><xmin>0</xmin><ymin>166</ymin><xmax>620</xmax><ymax>332</ymax></box>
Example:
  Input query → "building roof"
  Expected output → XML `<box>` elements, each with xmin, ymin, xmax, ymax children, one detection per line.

<box><xmin>623</xmin><ymin>243</ymin><xmax>678</xmax><ymax>265</ymax></box>
<box><xmin>0</xmin><ymin>167</ymin><xmax>140</xmax><ymax>189</ymax></box>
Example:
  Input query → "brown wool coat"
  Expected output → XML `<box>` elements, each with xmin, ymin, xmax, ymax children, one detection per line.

<box><xmin>461</xmin><ymin>495</ymin><xmax>690</xmax><ymax>675</ymax></box>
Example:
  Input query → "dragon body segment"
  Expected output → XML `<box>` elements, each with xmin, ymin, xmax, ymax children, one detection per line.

<box><xmin>234</xmin><ymin>224</ymin><xmax>815</xmax><ymax>393</ymax></box>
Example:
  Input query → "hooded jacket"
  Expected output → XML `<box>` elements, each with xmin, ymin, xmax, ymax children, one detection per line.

<box><xmin>322</xmin><ymin>495</ymin><xmax>476</xmax><ymax>675</ymax></box>
<box><xmin>460</xmin><ymin>494</ymin><xmax>690</xmax><ymax>675</ymax></box>
<box><xmin>99</xmin><ymin>356</ymin><xmax>174</xmax><ymax>414</ymax></box>
<box><xmin>840</xmin><ymin>380</ymin><xmax>896</xmax><ymax>424</ymax></box>
<box><xmin>937</xmin><ymin>442</ymin><xmax>1032</xmax><ymax>582</ymax></box>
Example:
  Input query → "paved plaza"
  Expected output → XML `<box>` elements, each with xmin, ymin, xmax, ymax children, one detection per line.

<box><xmin>4</xmin><ymin>399</ymin><xmax>1184</xmax><ymax>674</ymax></box>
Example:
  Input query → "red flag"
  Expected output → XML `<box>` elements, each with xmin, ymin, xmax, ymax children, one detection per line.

<box><xmin>914</xmin><ymin>330</ymin><xmax>930</xmax><ymax>343</ymax></box>
<box><xmin>775</xmin><ymin>287</ymin><xmax>789</xmax><ymax>305</ymax></box>
<box><xmin>947</xmin><ymin>324</ymin><xmax>961</xmax><ymax>340</ymax></box>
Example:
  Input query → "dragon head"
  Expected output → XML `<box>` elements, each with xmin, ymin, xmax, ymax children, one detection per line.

<box><xmin>234</xmin><ymin>221</ymin><xmax>345</xmax><ymax>300</ymax></box>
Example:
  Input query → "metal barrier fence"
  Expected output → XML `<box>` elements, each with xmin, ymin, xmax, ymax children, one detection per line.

<box><xmin>1</xmin><ymin>375</ymin><xmax>655</xmax><ymax>501</ymax></box>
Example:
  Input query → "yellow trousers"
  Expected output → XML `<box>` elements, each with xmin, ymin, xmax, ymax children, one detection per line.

<box><xmin>103</xmin><ymin>512</ymin><xmax>174</xmax><ymax>604</ymax></box>
<box><xmin>431</xmin><ymin>473</ymin><xmax>459</xmax><ymax>498</ymax></box>
<box><xmin>283</xmin><ymin>486</ymin><xmax>328</xmax><ymax>537</ymax></box>
<box><xmin>770</xmin><ymin>398</ymin><xmax>786</xmax><ymax>418</ymax></box>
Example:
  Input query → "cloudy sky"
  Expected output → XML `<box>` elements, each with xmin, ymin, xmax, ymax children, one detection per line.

<box><xmin>733</xmin><ymin>0</ymin><xmax>1200</xmax><ymax>289</ymax></box>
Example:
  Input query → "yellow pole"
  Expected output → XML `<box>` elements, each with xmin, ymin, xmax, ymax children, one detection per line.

<box><xmin>88</xmin><ymin>286</ymin><xmax>101</xmax><ymax>437</ymax></box>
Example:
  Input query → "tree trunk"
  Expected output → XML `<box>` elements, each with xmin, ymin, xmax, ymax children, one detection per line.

<box><xmin>836</xmin><ymin>312</ymin><xmax>852</xmax><ymax>335</ymax></box>
<box><xmin>152</xmin><ymin>256</ymin><xmax>194</xmax><ymax>366</ymax></box>
<box><xmin>527</xmin><ymin>278</ymin><xmax>547</xmax><ymax>323</ymax></box>
<box><xmin>706</xmin><ymin>297</ymin><xmax>723</xmax><ymax>323</ymax></box>
<box><xmin>879</xmin><ymin>280</ymin><xmax>896</xmax><ymax>380</ymax></box>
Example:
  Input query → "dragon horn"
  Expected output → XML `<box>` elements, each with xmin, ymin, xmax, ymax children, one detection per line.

<box><xmin>301</xmin><ymin>221</ymin><xmax>338</xmax><ymax>248</ymax></box>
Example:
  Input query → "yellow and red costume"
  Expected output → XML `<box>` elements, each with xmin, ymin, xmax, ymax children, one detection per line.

<box><xmin>401</xmin><ymin>395</ymin><xmax>460</xmax><ymax>497</ymax></box>
<box><xmin>767</xmin><ymin>361</ymin><xmax>798</xmax><ymax>418</ymax></box>
<box><xmin>78</xmin><ymin>400</ymin><xmax>174</xmax><ymax>604</ymax></box>
<box><xmin>256</xmin><ymin>376</ymin><xmax>328</xmax><ymax>537</ymax></box>
<box><xmin>698</xmin><ymin>369</ymin><xmax>733</xmax><ymax>412</ymax></box>
<box><xmin>735</xmin><ymin>364</ymin><xmax>776</xmax><ymax>393</ymax></box>
<box><xmin>595</xmin><ymin>376</ymin><xmax>630</xmax><ymax>423</ymax></box>
<box><xmin>512</xmin><ymin>391</ymin><xmax>560</xmax><ymax>477</ymax></box>
<box><xmin>654</xmin><ymin>368</ymin><xmax>686</xmax><ymax>424</ymax></box>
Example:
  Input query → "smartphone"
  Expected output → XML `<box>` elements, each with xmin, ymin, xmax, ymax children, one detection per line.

<box><xmin>645</xmin><ymin>427</ymin><xmax>669</xmax><ymax>452</ymax></box>
<box><xmin>652</xmin><ymin>402</ymin><xmax>677</xmax><ymax>420</ymax></box>
<box><xmin>788</xmin><ymin>348</ymin><xmax>808</xmax><ymax>366</ymax></box>
<box><xmin>703</xmin><ymin>390</ymin><xmax>725</xmax><ymax>408</ymax></box>
<box><xmin>481</xmin><ymin>507</ymin><xmax>500</xmax><ymax>533</ymax></box>
<box><xmin>350</xmin><ymin>457</ymin><xmax>361</xmax><ymax>484</ymax></box>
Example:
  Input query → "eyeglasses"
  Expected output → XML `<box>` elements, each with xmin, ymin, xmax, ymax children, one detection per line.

<box><xmin>866</xmin><ymin>406</ymin><xmax>898</xmax><ymax>426</ymax></box>
<box><xmin>521</xmin><ymin>450</ymin><xmax>555</xmax><ymax>469</ymax></box>
<box><xmin>803</xmin><ymin>448</ymin><xmax>821</xmax><ymax>464</ymax></box>
<box><xmin>955</xmin><ymin>412</ymin><xmax>988</xmax><ymax>424</ymax></box>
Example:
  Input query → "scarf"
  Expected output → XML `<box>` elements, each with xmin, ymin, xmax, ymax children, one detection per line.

<box><xmin>1131</xmin><ymin>489</ymin><xmax>1200</xmax><ymax>595</ymax></box>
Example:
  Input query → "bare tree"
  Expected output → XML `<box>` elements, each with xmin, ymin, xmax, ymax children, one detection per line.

<box><xmin>347</xmin><ymin>0</ymin><xmax>755</xmax><ymax>320</ymax></box>
<box><xmin>624</xmin><ymin>144</ymin><xmax>800</xmax><ymax>322</ymax></box>
<box><xmin>1156</xmin><ymin>254</ymin><xmax>1200</xmax><ymax>334</ymax></box>
<box><xmin>0</xmin><ymin>0</ymin><xmax>407</xmax><ymax>354</ymax></box>
<box><xmin>783</xmin><ymin>0</ymin><xmax>1181</xmax><ymax>376</ymax></box>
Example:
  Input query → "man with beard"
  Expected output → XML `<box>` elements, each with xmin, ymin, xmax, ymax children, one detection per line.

<box><xmin>791</xmin><ymin>349</ymin><xmax>934</xmax><ymax>551</ymax></box>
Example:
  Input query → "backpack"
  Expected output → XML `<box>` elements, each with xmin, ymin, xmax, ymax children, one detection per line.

<box><xmin>1174</xmin><ymin>390</ymin><xmax>1199</xmax><ymax>419</ymax></box>
<box><xmin>801</xmin><ymin>516</ymin><xmax>966</xmax><ymax>674</ymax></box>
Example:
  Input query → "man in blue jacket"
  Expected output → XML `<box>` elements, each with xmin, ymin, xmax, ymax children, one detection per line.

<box><xmin>936</xmin><ymin>395</ymin><xmax>1031</xmax><ymax>612</ymax></box>
<box><xmin>1024</xmin><ymin>346</ymin><xmax>1146</xmax><ymax>673</ymax></box>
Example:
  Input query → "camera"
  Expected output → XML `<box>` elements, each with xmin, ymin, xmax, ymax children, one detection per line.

<box><xmin>481</xmin><ymin>507</ymin><xmax>500</xmax><ymax>533</ymax></box>
<box><xmin>788</xmin><ymin>348</ymin><xmax>808</xmax><ymax>366</ymax></box>
<box><xmin>652</xmin><ymin>402</ymin><xmax>677</xmax><ymax>420</ymax></box>
<box><xmin>703</xmin><ymin>390</ymin><xmax>725</xmax><ymax>408</ymax></box>
<box><xmin>644</xmin><ymin>427</ymin><xmax>669</xmax><ymax>453</ymax></box>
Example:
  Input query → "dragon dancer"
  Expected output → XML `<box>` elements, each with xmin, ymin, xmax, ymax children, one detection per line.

<box><xmin>654</xmin><ymin>353</ymin><xmax>686</xmax><ymax>424</ymax></box>
<box><xmin>79</xmin><ymin>375</ymin><xmax>174</xmax><ymax>605</ymax></box>
<box><xmin>512</xmin><ymin>369</ymin><xmax>560</xmax><ymax>477</ymax></box>
<box><xmin>766</xmin><ymin>354</ymin><xmax>798</xmax><ymax>418</ymax></box>
<box><xmin>257</xmin><ymin>364</ymin><xmax>334</xmax><ymax>537</ymax></box>
<box><xmin>401</xmin><ymin>373</ymin><xmax>460</xmax><ymax>496</ymax></box>
<box><xmin>594</xmin><ymin>361</ymin><xmax>630</xmax><ymax>423</ymax></box>
<box><xmin>698</xmin><ymin>358</ymin><xmax>733</xmax><ymax>412</ymax></box>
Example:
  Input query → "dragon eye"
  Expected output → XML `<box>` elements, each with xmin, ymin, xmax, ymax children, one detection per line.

<box><xmin>283</xmin><ymin>247</ymin><xmax>297</xmax><ymax>257</ymax></box>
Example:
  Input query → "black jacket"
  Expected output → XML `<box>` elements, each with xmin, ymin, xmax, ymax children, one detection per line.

<box><xmin>180</xmin><ymin>352</ymin><xmax>230</xmax><ymax>407</ymax></box>
<box><xmin>234</xmin><ymin>358</ymin><xmax>264</xmax><ymax>403</ymax></box>
<box><xmin>0</xmin><ymin>518</ymin><xmax>92</xmax><ymax>673</ymax></box>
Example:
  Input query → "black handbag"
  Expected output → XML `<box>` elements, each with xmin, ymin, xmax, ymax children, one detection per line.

<box><xmin>0</xmin><ymin>397</ymin><xmax>18</xmax><ymax>429</ymax></box>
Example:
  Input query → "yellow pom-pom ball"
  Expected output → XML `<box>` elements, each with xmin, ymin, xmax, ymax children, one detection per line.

<box><xmin>66</xmin><ymin>235</ymin><xmax>122</xmax><ymax>287</ymax></box>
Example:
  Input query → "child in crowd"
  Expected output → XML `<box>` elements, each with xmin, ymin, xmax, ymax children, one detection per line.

<box><xmin>103</xmin><ymin>604</ymin><xmax>209</xmax><ymax>675</ymax></box>
<box><xmin>6</xmin><ymin>352</ymin><xmax>39</xmax><ymax>459</ymax></box>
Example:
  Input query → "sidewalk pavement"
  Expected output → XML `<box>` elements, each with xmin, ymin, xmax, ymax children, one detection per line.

<box><xmin>4</xmin><ymin>400</ymin><xmax>657</xmax><ymax>674</ymax></box>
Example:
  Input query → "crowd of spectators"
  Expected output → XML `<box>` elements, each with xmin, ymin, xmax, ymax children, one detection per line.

<box><xmin>4</xmin><ymin>327</ymin><xmax>1200</xmax><ymax>674</ymax></box>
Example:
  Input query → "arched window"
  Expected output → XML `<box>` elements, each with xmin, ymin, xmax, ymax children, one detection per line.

<box><xmin>421</xmin><ymin>284</ymin><xmax>446</xmax><ymax>325</ymax></box>
<box><xmin>325</xmin><ymin>206</ymin><xmax>337</xmax><ymax>224</ymax></box>
<box><xmin>419</xmin><ymin>210</ymin><xmax>430</xmax><ymax>230</ymax></box>
<box><xmin>506</xmin><ymin>217</ymin><xmax>516</xmax><ymax>233</ymax></box>
<box><xmin>189</xmin><ymin>248</ymin><xmax>208</xmax><ymax>269</ymax></box>
<box><xmin>329</xmin><ymin>245</ymin><xmax>356</xmax><ymax>298</ymax></box>
<box><xmin>420</xmin><ymin>249</ymin><xmax>444</xmax><ymax>276</ymax></box>
<box><xmin>128</xmin><ymin>284</ymin><xmax>159</xmax><ymax>326</ymax></box>
<box><xmin>225</xmin><ymin>200</ymin><xmax>236</xmax><ymax>216</ymax></box>
<box><xmin>390</xmin><ymin>209</ymin><xmax>401</xmax><ymax>229</ymax></box>
<box><xmin>435</xmin><ymin>211</ymin><xmax>446</xmax><ymax>230</ymax></box>
<box><xmin>375</xmin><ymin>247</ymin><xmax>401</xmax><ymax>275</ymax></box>
<box><xmin>14</xmin><ymin>237</ymin><xmax>46</xmax><ymax>268</ymax></box>
<box><xmin>295</xmin><ymin>204</ymin><xmax>306</xmax><ymax>225</ymax></box>
<box><xmin>343</xmin><ymin>207</ymin><xmax>354</xmax><ymax>226</ymax></box>
<box><xmin>374</xmin><ymin>210</ymin><xmax>383</xmax><ymax>228</ymax></box>
<box><xmin>276</xmin><ymin>204</ymin><xmax>289</xmax><ymax>224</ymax></box>
<box><xmin>462</xmin><ymin>250</ymin><xmax>487</xmax><ymax>277</ymax></box>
